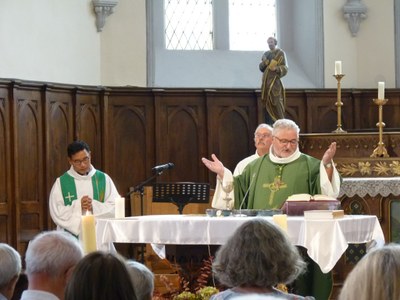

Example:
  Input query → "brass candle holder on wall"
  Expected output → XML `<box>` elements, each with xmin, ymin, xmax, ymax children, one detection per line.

<box><xmin>370</xmin><ymin>98</ymin><xmax>389</xmax><ymax>158</ymax></box>
<box><xmin>332</xmin><ymin>74</ymin><xmax>347</xmax><ymax>133</ymax></box>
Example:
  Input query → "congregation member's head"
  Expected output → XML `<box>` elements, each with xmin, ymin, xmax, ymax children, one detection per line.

<box><xmin>212</xmin><ymin>218</ymin><xmax>305</xmax><ymax>291</ymax></box>
<box><xmin>339</xmin><ymin>243</ymin><xmax>400</xmax><ymax>300</ymax></box>
<box><xmin>271</xmin><ymin>119</ymin><xmax>300</xmax><ymax>158</ymax></box>
<box><xmin>126</xmin><ymin>260</ymin><xmax>154</xmax><ymax>300</ymax></box>
<box><xmin>65</xmin><ymin>251</ymin><xmax>137</xmax><ymax>300</ymax></box>
<box><xmin>0</xmin><ymin>243</ymin><xmax>22</xmax><ymax>300</ymax></box>
<box><xmin>23</xmin><ymin>231</ymin><xmax>83</xmax><ymax>300</ymax></box>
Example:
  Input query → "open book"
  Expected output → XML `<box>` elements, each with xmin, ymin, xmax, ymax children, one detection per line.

<box><xmin>286</xmin><ymin>193</ymin><xmax>337</xmax><ymax>201</ymax></box>
<box><xmin>304</xmin><ymin>209</ymin><xmax>345</xmax><ymax>219</ymax></box>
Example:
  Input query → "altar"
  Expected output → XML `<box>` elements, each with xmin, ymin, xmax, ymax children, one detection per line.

<box><xmin>96</xmin><ymin>214</ymin><xmax>384</xmax><ymax>274</ymax></box>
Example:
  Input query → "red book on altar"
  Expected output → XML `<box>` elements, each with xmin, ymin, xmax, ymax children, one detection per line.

<box><xmin>281</xmin><ymin>194</ymin><xmax>341</xmax><ymax>216</ymax></box>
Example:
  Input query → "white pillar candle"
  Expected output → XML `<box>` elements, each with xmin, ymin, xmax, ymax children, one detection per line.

<box><xmin>115</xmin><ymin>196</ymin><xmax>125</xmax><ymax>218</ymax></box>
<box><xmin>378</xmin><ymin>82</ymin><xmax>385</xmax><ymax>99</ymax></box>
<box><xmin>272</xmin><ymin>214</ymin><xmax>288</xmax><ymax>232</ymax></box>
<box><xmin>81</xmin><ymin>212</ymin><xmax>97</xmax><ymax>254</ymax></box>
<box><xmin>334</xmin><ymin>61</ymin><xmax>342</xmax><ymax>75</ymax></box>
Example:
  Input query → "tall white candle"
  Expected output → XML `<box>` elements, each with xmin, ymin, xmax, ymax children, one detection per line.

<box><xmin>272</xmin><ymin>214</ymin><xmax>288</xmax><ymax>232</ymax></box>
<box><xmin>334</xmin><ymin>61</ymin><xmax>342</xmax><ymax>75</ymax></box>
<box><xmin>378</xmin><ymin>82</ymin><xmax>385</xmax><ymax>99</ymax></box>
<box><xmin>115</xmin><ymin>196</ymin><xmax>125</xmax><ymax>218</ymax></box>
<box><xmin>81</xmin><ymin>211</ymin><xmax>97</xmax><ymax>254</ymax></box>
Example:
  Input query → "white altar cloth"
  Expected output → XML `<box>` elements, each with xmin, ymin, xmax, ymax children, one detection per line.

<box><xmin>96</xmin><ymin>214</ymin><xmax>384</xmax><ymax>273</ymax></box>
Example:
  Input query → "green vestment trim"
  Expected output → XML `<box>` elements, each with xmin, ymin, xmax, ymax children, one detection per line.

<box><xmin>60</xmin><ymin>170</ymin><xmax>106</xmax><ymax>206</ymax></box>
<box><xmin>234</xmin><ymin>154</ymin><xmax>321</xmax><ymax>209</ymax></box>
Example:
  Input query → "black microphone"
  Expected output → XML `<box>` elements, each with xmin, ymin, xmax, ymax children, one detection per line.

<box><xmin>152</xmin><ymin>162</ymin><xmax>175</xmax><ymax>173</ymax></box>
<box><xmin>236</xmin><ymin>173</ymin><xmax>257</xmax><ymax>216</ymax></box>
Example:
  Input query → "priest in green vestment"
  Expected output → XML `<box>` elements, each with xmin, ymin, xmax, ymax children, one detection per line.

<box><xmin>202</xmin><ymin>119</ymin><xmax>341</xmax><ymax>300</ymax></box>
<box><xmin>49</xmin><ymin>141</ymin><xmax>120</xmax><ymax>237</ymax></box>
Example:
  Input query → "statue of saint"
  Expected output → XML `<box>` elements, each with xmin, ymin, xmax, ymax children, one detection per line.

<box><xmin>259</xmin><ymin>37</ymin><xmax>288</xmax><ymax>123</ymax></box>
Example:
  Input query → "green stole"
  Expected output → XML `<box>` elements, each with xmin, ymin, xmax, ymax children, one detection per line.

<box><xmin>60</xmin><ymin>170</ymin><xmax>106</xmax><ymax>206</ymax></box>
<box><xmin>234</xmin><ymin>154</ymin><xmax>321</xmax><ymax>209</ymax></box>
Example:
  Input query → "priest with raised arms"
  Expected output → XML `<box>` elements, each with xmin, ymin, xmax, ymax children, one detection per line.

<box><xmin>202</xmin><ymin>118</ymin><xmax>340</xmax><ymax>210</ymax></box>
<box><xmin>49</xmin><ymin>140</ymin><xmax>119</xmax><ymax>237</ymax></box>
<box><xmin>202</xmin><ymin>118</ymin><xmax>341</xmax><ymax>300</ymax></box>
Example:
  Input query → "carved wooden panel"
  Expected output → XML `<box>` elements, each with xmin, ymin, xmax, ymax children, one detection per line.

<box><xmin>0</xmin><ymin>84</ymin><xmax>11</xmax><ymax>245</ymax></box>
<box><xmin>206</xmin><ymin>90</ymin><xmax>258</xmax><ymax>178</ymax></box>
<box><xmin>45</xmin><ymin>86</ymin><xmax>75</xmax><ymax>229</ymax></box>
<box><xmin>300</xmin><ymin>132</ymin><xmax>400</xmax><ymax>161</ymax></box>
<box><xmin>13</xmin><ymin>85</ymin><xmax>44</xmax><ymax>253</ymax></box>
<box><xmin>155</xmin><ymin>90</ymin><xmax>208</xmax><ymax>183</ymax></box>
<box><xmin>106</xmin><ymin>90</ymin><xmax>155</xmax><ymax>197</ymax></box>
<box><xmin>75</xmin><ymin>89</ymin><xmax>102</xmax><ymax>168</ymax></box>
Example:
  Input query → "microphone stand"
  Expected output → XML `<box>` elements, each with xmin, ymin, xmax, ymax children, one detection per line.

<box><xmin>126</xmin><ymin>171</ymin><xmax>165</xmax><ymax>216</ymax></box>
<box><xmin>125</xmin><ymin>170</ymin><xmax>165</xmax><ymax>263</ymax></box>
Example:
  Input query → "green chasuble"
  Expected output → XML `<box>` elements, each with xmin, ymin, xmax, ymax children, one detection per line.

<box><xmin>233</xmin><ymin>153</ymin><xmax>321</xmax><ymax>209</ymax></box>
<box><xmin>60</xmin><ymin>170</ymin><xmax>106</xmax><ymax>206</ymax></box>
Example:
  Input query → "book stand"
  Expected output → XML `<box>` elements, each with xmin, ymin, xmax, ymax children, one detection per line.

<box><xmin>153</xmin><ymin>182</ymin><xmax>210</xmax><ymax>214</ymax></box>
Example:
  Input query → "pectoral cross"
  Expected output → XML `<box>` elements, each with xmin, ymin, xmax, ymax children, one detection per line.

<box><xmin>263</xmin><ymin>165</ymin><xmax>287</xmax><ymax>206</ymax></box>
<box><xmin>64</xmin><ymin>192</ymin><xmax>75</xmax><ymax>205</ymax></box>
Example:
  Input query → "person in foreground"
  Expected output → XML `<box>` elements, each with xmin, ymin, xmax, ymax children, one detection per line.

<box><xmin>126</xmin><ymin>260</ymin><xmax>155</xmax><ymax>300</ymax></box>
<box><xmin>202</xmin><ymin>119</ymin><xmax>341</xmax><ymax>299</ymax></box>
<box><xmin>210</xmin><ymin>218</ymin><xmax>314</xmax><ymax>300</ymax></box>
<box><xmin>212</xmin><ymin>123</ymin><xmax>273</xmax><ymax>209</ymax></box>
<box><xmin>65</xmin><ymin>251</ymin><xmax>136</xmax><ymax>300</ymax></box>
<box><xmin>338</xmin><ymin>243</ymin><xmax>400</xmax><ymax>300</ymax></box>
<box><xmin>49</xmin><ymin>140</ymin><xmax>120</xmax><ymax>237</ymax></box>
<box><xmin>21</xmin><ymin>231</ymin><xmax>83</xmax><ymax>300</ymax></box>
<box><xmin>0</xmin><ymin>243</ymin><xmax>22</xmax><ymax>300</ymax></box>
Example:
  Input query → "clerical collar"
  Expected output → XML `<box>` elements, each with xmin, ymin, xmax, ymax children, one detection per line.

<box><xmin>269</xmin><ymin>147</ymin><xmax>301</xmax><ymax>164</ymax></box>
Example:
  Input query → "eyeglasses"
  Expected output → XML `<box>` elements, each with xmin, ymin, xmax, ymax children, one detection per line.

<box><xmin>273</xmin><ymin>136</ymin><xmax>298</xmax><ymax>146</ymax></box>
<box><xmin>72</xmin><ymin>156</ymin><xmax>90</xmax><ymax>166</ymax></box>
<box><xmin>255</xmin><ymin>133</ymin><xmax>271</xmax><ymax>139</ymax></box>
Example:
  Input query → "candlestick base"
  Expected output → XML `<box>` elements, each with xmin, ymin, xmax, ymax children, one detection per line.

<box><xmin>370</xmin><ymin>144</ymin><xmax>389</xmax><ymax>158</ymax></box>
<box><xmin>332</xmin><ymin>127</ymin><xmax>347</xmax><ymax>134</ymax></box>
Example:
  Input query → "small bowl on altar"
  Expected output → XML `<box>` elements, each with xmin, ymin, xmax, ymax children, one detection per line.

<box><xmin>206</xmin><ymin>208</ymin><xmax>232</xmax><ymax>217</ymax></box>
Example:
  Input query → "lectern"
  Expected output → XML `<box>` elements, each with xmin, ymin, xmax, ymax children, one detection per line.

<box><xmin>152</xmin><ymin>182</ymin><xmax>210</xmax><ymax>214</ymax></box>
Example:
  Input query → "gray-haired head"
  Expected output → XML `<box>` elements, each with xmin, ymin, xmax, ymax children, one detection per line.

<box><xmin>272</xmin><ymin>119</ymin><xmax>300</xmax><ymax>137</ymax></box>
<box><xmin>25</xmin><ymin>231</ymin><xmax>83</xmax><ymax>278</ymax></box>
<box><xmin>212</xmin><ymin>218</ymin><xmax>305</xmax><ymax>288</ymax></box>
<box><xmin>0</xmin><ymin>243</ymin><xmax>22</xmax><ymax>288</ymax></box>
<box><xmin>126</xmin><ymin>260</ymin><xmax>154</xmax><ymax>300</ymax></box>
<box><xmin>339</xmin><ymin>243</ymin><xmax>400</xmax><ymax>300</ymax></box>
<box><xmin>255</xmin><ymin>123</ymin><xmax>273</xmax><ymax>135</ymax></box>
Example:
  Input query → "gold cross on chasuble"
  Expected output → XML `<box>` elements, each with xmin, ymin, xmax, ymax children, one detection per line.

<box><xmin>64</xmin><ymin>192</ymin><xmax>75</xmax><ymax>205</ymax></box>
<box><xmin>262</xmin><ymin>164</ymin><xmax>287</xmax><ymax>206</ymax></box>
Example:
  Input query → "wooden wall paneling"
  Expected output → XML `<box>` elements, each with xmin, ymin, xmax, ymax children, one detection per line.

<box><xmin>44</xmin><ymin>85</ymin><xmax>75</xmax><ymax>229</ymax></box>
<box><xmin>304</xmin><ymin>90</ymin><xmax>354</xmax><ymax>133</ymax></box>
<box><xmin>358</xmin><ymin>90</ymin><xmax>400</xmax><ymax>131</ymax></box>
<box><xmin>13</xmin><ymin>82</ymin><xmax>45</xmax><ymax>254</ymax></box>
<box><xmin>285</xmin><ymin>89</ymin><xmax>307</xmax><ymax>130</ymax></box>
<box><xmin>205</xmin><ymin>90</ymin><xmax>258</xmax><ymax>186</ymax></box>
<box><xmin>106</xmin><ymin>89</ymin><xmax>155</xmax><ymax>200</ymax></box>
<box><xmin>154</xmin><ymin>89</ymin><xmax>208</xmax><ymax>183</ymax></box>
<box><xmin>74</xmin><ymin>87</ymin><xmax>103</xmax><ymax>169</ymax></box>
<box><xmin>0</xmin><ymin>81</ymin><xmax>13</xmax><ymax>245</ymax></box>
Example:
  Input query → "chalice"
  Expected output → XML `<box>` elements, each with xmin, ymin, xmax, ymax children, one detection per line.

<box><xmin>221</xmin><ymin>181</ymin><xmax>234</xmax><ymax>210</ymax></box>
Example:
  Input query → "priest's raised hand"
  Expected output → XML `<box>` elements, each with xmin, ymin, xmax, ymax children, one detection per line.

<box><xmin>202</xmin><ymin>154</ymin><xmax>226</xmax><ymax>179</ymax></box>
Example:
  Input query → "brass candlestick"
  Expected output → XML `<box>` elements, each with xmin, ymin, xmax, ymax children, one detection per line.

<box><xmin>371</xmin><ymin>98</ymin><xmax>389</xmax><ymax>158</ymax></box>
<box><xmin>332</xmin><ymin>74</ymin><xmax>347</xmax><ymax>133</ymax></box>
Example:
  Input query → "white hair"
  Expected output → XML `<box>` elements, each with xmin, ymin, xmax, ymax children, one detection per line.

<box><xmin>255</xmin><ymin>123</ymin><xmax>273</xmax><ymax>134</ymax></box>
<box><xmin>126</xmin><ymin>260</ymin><xmax>154</xmax><ymax>300</ymax></box>
<box><xmin>0</xmin><ymin>243</ymin><xmax>21</xmax><ymax>288</ymax></box>
<box><xmin>25</xmin><ymin>231</ymin><xmax>83</xmax><ymax>278</ymax></box>
<box><xmin>272</xmin><ymin>119</ymin><xmax>300</xmax><ymax>136</ymax></box>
